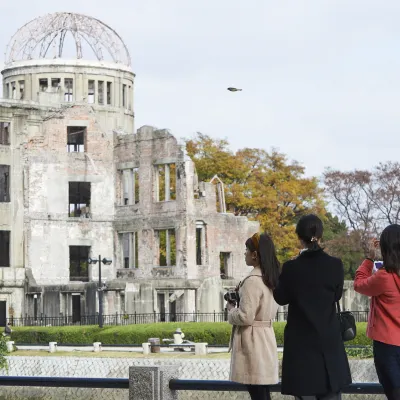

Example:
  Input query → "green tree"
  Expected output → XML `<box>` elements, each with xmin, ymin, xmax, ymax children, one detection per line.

<box><xmin>0</xmin><ymin>334</ymin><xmax>9</xmax><ymax>372</ymax></box>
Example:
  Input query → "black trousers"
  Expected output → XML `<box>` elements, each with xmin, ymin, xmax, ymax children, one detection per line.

<box><xmin>374</xmin><ymin>340</ymin><xmax>400</xmax><ymax>400</ymax></box>
<box><xmin>294</xmin><ymin>393</ymin><xmax>341</xmax><ymax>400</ymax></box>
<box><xmin>246</xmin><ymin>385</ymin><xmax>271</xmax><ymax>400</ymax></box>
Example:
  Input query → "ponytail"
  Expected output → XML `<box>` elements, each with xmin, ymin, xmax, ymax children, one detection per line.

<box><xmin>258</xmin><ymin>234</ymin><xmax>280</xmax><ymax>290</ymax></box>
<box><xmin>295</xmin><ymin>214</ymin><xmax>323</xmax><ymax>252</ymax></box>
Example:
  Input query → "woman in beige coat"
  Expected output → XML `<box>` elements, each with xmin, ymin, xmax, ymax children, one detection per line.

<box><xmin>227</xmin><ymin>232</ymin><xmax>280</xmax><ymax>400</ymax></box>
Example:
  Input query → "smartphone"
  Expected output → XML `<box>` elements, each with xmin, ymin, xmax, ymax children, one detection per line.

<box><xmin>373</xmin><ymin>261</ymin><xmax>384</xmax><ymax>273</ymax></box>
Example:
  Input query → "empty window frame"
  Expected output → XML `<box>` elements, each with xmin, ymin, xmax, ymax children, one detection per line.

<box><xmin>69</xmin><ymin>182</ymin><xmax>91</xmax><ymax>217</ymax></box>
<box><xmin>67</xmin><ymin>126</ymin><xmax>86</xmax><ymax>152</ymax></box>
<box><xmin>107</xmin><ymin>82</ymin><xmax>112</xmax><ymax>105</ymax></box>
<box><xmin>98</xmin><ymin>81</ymin><xmax>104</xmax><ymax>105</ymax></box>
<box><xmin>39</xmin><ymin>79</ymin><xmax>48</xmax><ymax>92</ymax></box>
<box><xmin>0</xmin><ymin>231</ymin><xmax>10</xmax><ymax>267</ymax></box>
<box><xmin>11</xmin><ymin>82</ymin><xmax>16</xmax><ymax>99</ymax></box>
<box><xmin>69</xmin><ymin>246</ymin><xmax>90</xmax><ymax>281</ymax></box>
<box><xmin>5</xmin><ymin>83</ymin><xmax>9</xmax><ymax>99</ymax></box>
<box><xmin>196</xmin><ymin>222</ymin><xmax>206</xmax><ymax>266</ymax></box>
<box><xmin>122</xmin><ymin>232</ymin><xmax>139</xmax><ymax>269</ymax></box>
<box><xmin>19</xmin><ymin>81</ymin><xmax>25</xmax><ymax>99</ymax></box>
<box><xmin>0</xmin><ymin>123</ymin><xmax>10</xmax><ymax>145</ymax></box>
<box><xmin>51</xmin><ymin>78</ymin><xmax>61</xmax><ymax>93</ymax></box>
<box><xmin>220</xmin><ymin>252</ymin><xmax>232</xmax><ymax>279</ymax></box>
<box><xmin>122</xmin><ymin>84</ymin><xmax>127</xmax><ymax>108</ymax></box>
<box><xmin>0</xmin><ymin>165</ymin><xmax>10</xmax><ymax>202</ymax></box>
<box><xmin>88</xmin><ymin>80</ymin><xmax>95</xmax><ymax>104</ymax></box>
<box><xmin>64</xmin><ymin>78</ymin><xmax>73</xmax><ymax>102</ymax></box>
<box><xmin>156</xmin><ymin>164</ymin><xmax>176</xmax><ymax>202</ymax></box>
<box><xmin>128</xmin><ymin>86</ymin><xmax>132</xmax><ymax>110</ymax></box>
<box><xmin>121</xmin><ymin>168</ymin><xmax>139</xmax><ymax>205</ymax></box>
<box><xmin>155</xmin><ymin>229</ymin><xmax>176</xmax><ymax>267</ymax></box>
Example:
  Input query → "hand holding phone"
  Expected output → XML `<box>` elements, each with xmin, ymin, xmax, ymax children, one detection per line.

<box><xmin>368</xmin><ymin>238</ymin><xmax>380</xmax><ymax>260</ymax></box>
<box><xmin>373</xmin><ymin>261</ymin><xmax>384</xmax><ymax>274</ymax></box>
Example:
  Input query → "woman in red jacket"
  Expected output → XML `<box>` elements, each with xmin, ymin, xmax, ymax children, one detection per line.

<box><xmin>354</xmin><ymin>224</ymin><xmax>400</xmax><ymax>400</ymax></box>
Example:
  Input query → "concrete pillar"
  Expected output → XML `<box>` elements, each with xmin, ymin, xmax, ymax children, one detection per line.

<box><xmin>129</xmin><ymin>366</ymin><xmax>179</xmax><ymax>400</ymax></box>
<box><xmin>6</xmin><ymin>341</ymin><xmax>14</xmax><ymax>352</ymax></box>
<box><xmin>93</xmin><ymin>342</ymin><xmax>102</xmax><ymax>352</ymax></box>
<box><xmin>49</xmin><ymin>342</ymin><xmax>57</xmax><ymax>353</ymax></box>
<box><xmin>142</xmin><ymin>343</ymin><xmax>150</xmax><ymax>355</ymax></box>
<box><xmin>194</xmin><ymin>343</ymin><xmax>208</xmax><ymax>356</ymax></box>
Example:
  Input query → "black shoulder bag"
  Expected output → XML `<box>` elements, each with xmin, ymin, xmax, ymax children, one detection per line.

<box><xmin>336</xmin><ymin>301</ymin><xmax>356</xmax><ymax>342</ymax></box>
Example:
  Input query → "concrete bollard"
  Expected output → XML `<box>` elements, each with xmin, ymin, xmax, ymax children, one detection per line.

<box><xmin>129</xmin><ymin>365</ymin><xmax>179</xmax><ymax>400</ymax></box>
<box><xmin>49</xmin><ymin>342</ymin><xmax>57</xmax><ymax>353</ymax></box>
<box><xmin>6</xmin><ymin>341</ymin><xmax>14</xmax><ymax>352</ymax></box>
<box><xmin>194</xmin><ymin>343</ymin><xmax>208</xmax><ymax>356</ymax></box>
<box><xmin>93</xmin><ymin>342</ymin><xmax>102</xmax><ymax>352</ymax></box>
<box><xmin>142</xmin><ymin>342</ymin><xmax>150</xmax><ymax>355</ymax></box>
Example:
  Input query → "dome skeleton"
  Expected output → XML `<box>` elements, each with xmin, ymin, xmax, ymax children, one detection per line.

<box><xmin>5</xmin><ymin>12</ymin><xmax>131</xmax><ymax>67</ymax></box>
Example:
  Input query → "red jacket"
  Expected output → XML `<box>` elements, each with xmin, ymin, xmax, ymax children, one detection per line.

<box><xmin>354</xmin><ymin>259</ymin><xmax>400</xmax><ymax>346</ymax></box>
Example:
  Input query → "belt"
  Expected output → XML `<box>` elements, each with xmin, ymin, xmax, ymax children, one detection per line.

<box><xmin>251</xmin><ymin>320</ymin><xmax>272</xmax><ymax>327</ymax></box>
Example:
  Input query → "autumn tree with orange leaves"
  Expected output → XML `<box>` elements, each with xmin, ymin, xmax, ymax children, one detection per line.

<box><xmin>186</xmin><ymin>133</ymin><xmax>326</xmax><ymax>261</ymax></box>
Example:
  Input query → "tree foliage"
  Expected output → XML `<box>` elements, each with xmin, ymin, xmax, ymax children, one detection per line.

<box><xmin>324</xmin><ymin>162</ymin><xmax>400</xmax><ymax>253</ymax></box>
<box><xmin>321</xmin><ymin>213</ymin><xmax>363</xmax><ymax>279</ymax></box>
<box><xmin>186</xmin><ymin>133</ymin><xmax>325</xmax><ymax>260</ymax></box>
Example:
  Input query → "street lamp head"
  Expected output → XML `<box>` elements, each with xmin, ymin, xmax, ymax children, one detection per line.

<box><xmin>88</xmin><ymin>258</ymin><xmax>98</xmax><ymax>264</ymax></box>
<box><xmin>102</xmin><ymin>258</ymin><xmax>112</xmax><ymax>265</ymax></box>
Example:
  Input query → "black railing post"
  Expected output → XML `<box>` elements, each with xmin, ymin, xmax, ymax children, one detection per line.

<box><xmin>135</xmin><ymin>311</ymin><xmax>137</xmax><ymax>324</ymax></box>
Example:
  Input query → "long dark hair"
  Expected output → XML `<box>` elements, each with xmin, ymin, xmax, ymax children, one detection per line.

<box><xmin>245</xmin><ymin>233</ymin><xmax>280</xmax><ymax>290</ymax></box>
<box><xmin>295</xmin><ymin>214</ymin><xmax>323</xmax><ymax>252</ymax></box>
<box><xmin>380</xmin><ymin>224</ymin><xmax>400</xmax><ymax>274</ymax></box>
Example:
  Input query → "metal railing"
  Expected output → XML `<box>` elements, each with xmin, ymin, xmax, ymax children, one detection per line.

<box><xmin>169</xmin><ymin>380</ymin><xmax>384</xmax><ymax>394</ymax></box>
<box><xmin>8</xmin><ymin>310</ymin><xmax>370</xmax><ymax>327</ymax></box>
<box><xmin>0</xmin><ymin>376</ymin><xmax>128</xmax><ymax>389</ymax></box>
<box><xmin>0</xmin><ymin>376</ymin><xmax>383</xmax><ymax>395</ymax></box>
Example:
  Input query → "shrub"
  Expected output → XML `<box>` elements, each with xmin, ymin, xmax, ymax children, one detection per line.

<box><xmin>9</xmin><ymin>321</ymin><xmax>371</xmax><ymax>346</ymax></box>
<box><xmin>11</xmin><ymin>323</ymin><xmax>232</xmax><ymax>345</ymax></box>
<box><xmin>346</xmin><ymin>346</ymin><xmax>373</xmax><ymax>358</ymax></box>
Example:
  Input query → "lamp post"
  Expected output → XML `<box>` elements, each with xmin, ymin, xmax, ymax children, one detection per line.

<box><xmin>88</xmin><ymin>255</ymin><xmax>112</xmax><ymax>328</ymax></box>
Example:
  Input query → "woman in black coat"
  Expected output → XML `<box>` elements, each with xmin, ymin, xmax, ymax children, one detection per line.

<box><xmin>273</xmin><ymin>214</ymin><xmax>351</xmax><ymax>400</ymax></box>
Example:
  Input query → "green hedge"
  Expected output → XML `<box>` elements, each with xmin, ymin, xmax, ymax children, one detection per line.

<box><xmin>9</xmin><ymin>322</ymin><xmax>371</xmax><ymax>346</ymax></box>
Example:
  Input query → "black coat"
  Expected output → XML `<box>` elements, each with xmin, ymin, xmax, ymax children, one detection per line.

<box><xmin>273</xmin><ymin>249</ymin><xmax>352</xmax><ymax>396</ymax></box>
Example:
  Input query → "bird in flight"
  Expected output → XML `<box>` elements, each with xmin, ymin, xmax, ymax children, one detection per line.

<box><xmin>227</xmin><ymin>87</ymin><xmax>242</xmax><ymax>92</ymax></box>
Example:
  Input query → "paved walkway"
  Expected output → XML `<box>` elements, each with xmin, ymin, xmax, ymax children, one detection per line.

<box><xmin>15</xmin><ymin>345</ymin><xmax>283</xmax><ymax>353</ymax></box>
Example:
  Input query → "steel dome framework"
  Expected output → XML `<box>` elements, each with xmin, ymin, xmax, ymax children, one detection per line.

<box><xmin>5</xmin><ymin>12</ymin><xmax>131</xmax><ymax>67</ymax></box>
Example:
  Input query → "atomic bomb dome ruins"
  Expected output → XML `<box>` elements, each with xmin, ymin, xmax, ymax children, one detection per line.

<box><xmin>0</xmin><ymin>12</ymin><xmax>263</xmax><ymax>324</ymax></box>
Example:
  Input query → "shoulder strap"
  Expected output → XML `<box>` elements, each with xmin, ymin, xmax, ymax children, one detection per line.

<box><xmin>239</xmin><ymin>274</ymin><xmax>262</xmax><ymax>287</ymax></box>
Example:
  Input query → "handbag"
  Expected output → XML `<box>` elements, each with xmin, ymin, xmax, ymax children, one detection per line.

<box><xmin>336</xmin><ymin>301</ymin><xmax>356</xmax><ymax>342</ymax></box>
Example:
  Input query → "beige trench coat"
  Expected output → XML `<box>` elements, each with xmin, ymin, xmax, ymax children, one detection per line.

<box><xmin>228</xmin><ymin>267</ymin><xmax>279</xmax><ymax>385</ymax></box>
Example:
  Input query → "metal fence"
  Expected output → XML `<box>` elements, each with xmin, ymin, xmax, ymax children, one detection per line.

<box><xmin>0</xmin><ymin>376</ymin><xmax>385</xmax><ymax>395</ymax></box>
<box><xmin>7</xmin><ymin>310</ymin><xmax>369</xmax><ymax>327</ymax></box>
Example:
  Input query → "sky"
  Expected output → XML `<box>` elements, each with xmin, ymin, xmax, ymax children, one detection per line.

<box><xmin>1</xmin><ymin>1</ymin><xmax>400</xmax><ymax>179</ymax></box>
